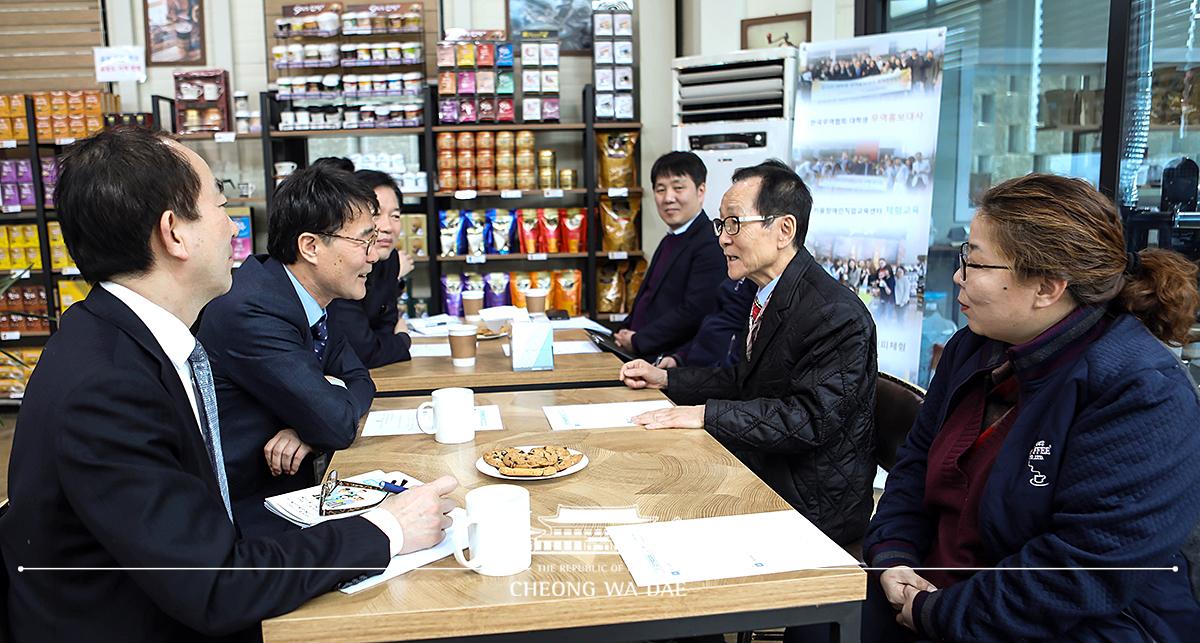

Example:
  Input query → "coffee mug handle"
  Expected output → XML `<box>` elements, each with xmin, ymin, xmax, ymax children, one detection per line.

<box><xmin>416</xmin><ymin>401</ymin><xmax>436</xmax><ymax>435</ymax></box>
<box><xmin>452</xmin><ymin>518</ymin><xmax>482</xmax><ymax>570</ymax></box>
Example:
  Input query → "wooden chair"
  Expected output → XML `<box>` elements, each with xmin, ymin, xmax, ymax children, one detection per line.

<box><xmin>736</xmin><ymin>373</ymin><xmax>926</xmax><ymax>643</ymax></box>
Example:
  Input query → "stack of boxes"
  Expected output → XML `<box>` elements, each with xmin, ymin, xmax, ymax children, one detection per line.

<box><xmin>518</xmin><ymin>37</ymin><xmax>561</xmax><ymax>122</ymax></box>
<box><xmin>1</xmin><ymin>157</ymin><xmax>57</xmax><ymax>211</ymax></box>
<box><xmin>436</xmin><ymin>35</ymin><xmax>516</xmax><ymax>124</ymax></box>
<box><xmin>392</xmin><ymin>212</ymin><xmax>427</xmax><ymax>259</ymax></box>
<box><xmin>0</xmin><ymin>282</ymin><xmax>50</xmax><ymax>334</ymax></box>
<box><xmin>0</xmin><ymin>222</ymin><xmax>76</xmax><ymax>272</ymax></box>
<box><xmin>0</xmin><ymin>348</ymin><xmax>43</xmax><ymax>398</ymax></box>
<box><xmin>30</xmin><ymin>91</ymin><xmax>107</xmax><ymax>141</ymax></box>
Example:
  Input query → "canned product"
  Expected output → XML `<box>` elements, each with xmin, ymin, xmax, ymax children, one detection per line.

<box><xmin>457</xmin><ymin>168</ymin><xmax>476</xmax><ymax>189</ymax></box>
<box><xmin>559</xmin><ymin>169</ymin><xmax>577</xmax><ymax>189</ymax></box>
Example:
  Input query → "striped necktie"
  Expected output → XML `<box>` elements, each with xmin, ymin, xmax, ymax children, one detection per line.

<box><xmin>187</xmin><ymin>342</ymin><xmax>233</xmax><ymax>523</ymax></box>
<box><xmin>746</xmin><ymin>297</ymin><xmax>765</xmax><ymax>360</ymax></box>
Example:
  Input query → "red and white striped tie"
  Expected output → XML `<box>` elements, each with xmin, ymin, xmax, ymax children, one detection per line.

<box><xmin>746</xmin><ymin>298</ymin><xmax>765</xmax><ymax>359</ymax></box>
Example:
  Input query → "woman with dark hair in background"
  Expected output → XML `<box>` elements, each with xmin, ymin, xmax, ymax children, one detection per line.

<box><xmin>863</xmin><ymin>173</ymin><xmax>1200</xmax><ymax>641</ymax></box>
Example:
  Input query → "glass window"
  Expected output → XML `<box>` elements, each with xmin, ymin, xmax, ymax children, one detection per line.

<box><xmin>885</xmin><ymin>0</ymin><xmax>1109</xmax><ymax>385</ymax></box>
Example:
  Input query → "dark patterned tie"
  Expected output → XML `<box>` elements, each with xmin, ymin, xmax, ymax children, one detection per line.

<box><xmin>187</xmin><ymin>342</ymin><xmax>233</xmax><ymax>523</ymax></box>
<box><xmin>312</xmin><ymin>314</ymin><xmax>328</xmax><ymax>360</ymax></box>
<box><xmin>745</xmin><ymin>298</ymin><xmax>765</xmax><ymax>360</ymax></box>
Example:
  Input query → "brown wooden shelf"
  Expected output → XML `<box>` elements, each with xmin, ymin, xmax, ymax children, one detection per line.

<box><xmin>594</xmin><ymin>122</ymin><xmax>642</xmax><ymax>129</ymax></box>
<box><xmin>437</xmin><ymin>252</ymin><xmax>588</xmax><ymax>262</ymax></box>
<box><xmin>270</xmin><ymin>127</ymin><xmax>423</xmax><ymax>138</ymax></box>
<box><xmin>176</xmin><ymin>132</ymin><xmax>263</xmax><ymax>141</ymax></box>
<box><xmin>433</xmin><ymin>189</ymin><xmax>588</xmax><ymax>198</ymax></box>
<box><xmin>432</xmin><ymin>123</ymin><xmax>586</xmax><ymax>132</ymax></box>
<box><xmin>0</xmin><ymin>330</ymin><xmax>50</xmax><ymax>339</ymax></box>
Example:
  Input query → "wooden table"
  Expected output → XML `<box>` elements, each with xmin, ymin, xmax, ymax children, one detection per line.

<box><xmin>370</xmin><ymin>329</ymin><xmax>625</xmax><ymax>396</ymax></box>
<box><xmin>262</xmin><ymin>388</ymin><xmax>866</xmax><ymax>642</ymax></box>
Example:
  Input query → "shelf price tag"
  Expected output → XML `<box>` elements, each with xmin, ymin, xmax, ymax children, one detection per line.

<box><xmin>0</xmin><ymin>331</ymin><xmax>20</xmax><ymax>341</ymax></box>
<box><xmin>11</xmin><ymin>269</ymin><xmax>30</xmax><ymax>279</ymax></box>
<box><xmin>466</xmin><ymin>255</ymin><xmax>487</xmax><ymax>264</ymax></box>
<box><xmin>608</xmin><ymin>313</ymin><xmax>628</xmax><ymax>322</ymax></box>
<box><xmin>2</xmin><ymin>205</ymin><xmax>19</xmax><ymax>214</ymax></box>
<box><xmin>214</xmin><ymin>131</ymin><xmax>237</xmax><ymax>143</ymax></box>
<box><xmin>61</xmin><ymin>266</ymin><xmax>81</xmax><ymax>276</ymax></box>
<box><xmin>453</xmin><ymin>189</ymin><xmax>478</xmax><ymax>200</ymax></box>
<box><xmin>500</xmin><ymin>189</ymin><xmax>522</xmax><ymax>199</ymax></box>
<box><xmin>527</xmin><ymin>253</ymin><xmax>548</xmax><ymax>261</ymax></box>
<box><xmin>55</xmin><ymin>138</ymin><xmax>76</xmax><ymax>146</ymax></box>
<box><xmin>607</xmin><ymin>187</ymin><xmax>629</xmax><ymax>198</ymax></box>
<box><xmin>0</xmin><ymin>140</ymin><xmax>15</xmax><ymax>149</ymax></box>
<box><xmin>607</xmin><ymin>251</ymin><xmax>628</xmax><ymax>260</ymax></box>
<box><xmin>542</xmin><ymin>189</ymin><xmax>564</xmax><ymax>198</ymax></box>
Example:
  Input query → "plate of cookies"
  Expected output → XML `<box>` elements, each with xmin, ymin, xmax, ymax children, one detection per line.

<box><xmin>477</xmin><ymin>445</ymin><xmax>588</xmax><ymax>480</ymax></box>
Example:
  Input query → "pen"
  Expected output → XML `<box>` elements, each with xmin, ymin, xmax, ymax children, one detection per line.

<box><xmin>381</xmin><ymin>479</ymin><xmax>408</xmax><ymax>494</ymax></box>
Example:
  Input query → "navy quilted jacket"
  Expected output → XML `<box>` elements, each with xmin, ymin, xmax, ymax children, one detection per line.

<box><xmin>865</xmin><ymin>310</ymin><xmax>1200</xmax><ymax>642</ymax></box>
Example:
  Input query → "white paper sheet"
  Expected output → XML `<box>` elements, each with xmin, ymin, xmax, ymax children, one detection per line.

<box><xmin>550</xmin><ymin>317</ymin><xmax>613</xmax><ymax>335</ymax></box>
<box><xmin>406</xmin><ymin>314</ymin><xmax>457</xmax><ymax>336</ymax></box>
<box><xmin>264</xmin><ymin>470</ymin><xmax>417</xmax><ymax>527</ymax></box>
<box><xmin>542</xmin><ymin>400</ymin><xmax>674</xmax><ymax>431</ymax></box>
<box><xmin>339</xmin><ymin>508</ymin><xmax>467</xmax><ymax>594</ymax></box>
<box><xmin>501</xmin><ymin>340</ymin><xmax>602</xmax><ymax>357</ymax></box>
<box><xmin>607</xmin><ymin>510</ymin><xmax>859</xmax><ymax>587</ymax></box>
<box><xmin>361</xmin><ymin>406</ymin><xmax>504</xmax><ymax>437</ymax></box>
<box><xmin>409</xmin><ymin>343</ymin><xmax>451</xmax><ymax>358</ymax></box>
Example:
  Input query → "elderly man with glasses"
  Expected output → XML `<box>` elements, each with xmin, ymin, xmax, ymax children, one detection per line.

<box><xmin>619</xmin><ymin>160</ymin><xmax>879</xmax><ymax>548</ymax></box>
<box><xmin>196</xmin><ymin>163</ymin><xmax>382</xmax><ymax>537</ymax></box>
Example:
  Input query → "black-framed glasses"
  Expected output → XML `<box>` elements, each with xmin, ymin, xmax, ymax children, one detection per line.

<box><xmin>712</xmin><ymin>215</ymin><xmax>774</xmax><ymax>236</ymax></box>
<box><xmin>321</xmin><ymin>229</ymin><xmax>379</xmax><ymax>255</ymax></box>
<box><xmin>317</xmin><ymin>469</ymin><xmax>401</xmax><ymax>516</ymax></box>
<box><xmin>957</xmin><ymin>241</ymin><xmax>1010</xmax><ymax>280</ymax></box>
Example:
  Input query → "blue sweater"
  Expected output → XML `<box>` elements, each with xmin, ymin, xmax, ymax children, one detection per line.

<box><xmin>865</xmin><ymin>310</ymin><xmax>1200</xmax><ymax>641</ymax></box>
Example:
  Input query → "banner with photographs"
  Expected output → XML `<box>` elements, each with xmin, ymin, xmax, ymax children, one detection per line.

<box><xmin>792</xmin><ymin>28</ymin><xmax>945</xmax><ymax>384</ymax></box>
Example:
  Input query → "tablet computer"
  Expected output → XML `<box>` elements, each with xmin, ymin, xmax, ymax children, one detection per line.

<box><xmin>585</xmin><ymin>328</ymin><xmax>637</xmax><ymax>362</ymax></box>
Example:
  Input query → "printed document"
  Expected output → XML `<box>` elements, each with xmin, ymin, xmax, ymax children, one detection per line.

<box><xmin>543</xmin><ymin>399</ymin><xmax>674</xmax><ymax>431</ymax></box>
<box><xmin>361</xmin><ymin>406</ymin><xmax>504</xmax><ymax>437</ymax></box>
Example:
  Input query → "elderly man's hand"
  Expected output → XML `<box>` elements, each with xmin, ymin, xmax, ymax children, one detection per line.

<box><xmin>632</xmin><ymin>405</ymin><xmax>704</xmax><ymax>429</ymax></box>
<box><xmin>619</xmin><ymin>359</ymin><xmax>667</xmax><ymax>390</ymax></box>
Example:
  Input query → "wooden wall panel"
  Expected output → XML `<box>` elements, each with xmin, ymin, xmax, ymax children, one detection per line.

<box><xmin>0</xmin><ymin>0</ymin><xmax>105</xmax><ymax>94</ymax></box>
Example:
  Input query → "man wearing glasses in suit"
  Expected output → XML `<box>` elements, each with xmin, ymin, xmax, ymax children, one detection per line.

<box><xmin>196</xmin><ymin>163</ymin><xmax>386</xmax><ymax>537</ymax></box>
<box><xmin>0</xmin><ymin>127</ymin><xmax>457</xmax><ymax>641</ymax></box>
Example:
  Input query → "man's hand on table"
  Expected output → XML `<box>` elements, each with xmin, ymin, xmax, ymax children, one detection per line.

<box><xmin>381</xmin><ymin>475</ymin><xmax>460</xmax><ymax>554</ymax></box>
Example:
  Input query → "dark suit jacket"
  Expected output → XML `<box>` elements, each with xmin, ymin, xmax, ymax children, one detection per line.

<box><xmin>327</xmin><ymin>252</ymin><xmax>412</xmax><ymax>368</ymax></box>
<box><xmin>0</xmin><ymin>286</ymin><xmax>388</xmax><ymax>642</ymax></box>
<box><xmin>196</xmin><ymin>255</ymin><xmax>376</xmax><ymax>536</ymax></box>
<box><xmin>667</xmin><ymin>248</ymin><xmax>878</xmax><ymax>545</ymax></box>
<box><xmin>622</xmin><ymin>212</ymin><xmax>726</xmax><ymax>358</ymax></box>
<box><xmin>674</xmin><ymin>278</ymin><xmax>757</xmax><ymax>368</ymax></box>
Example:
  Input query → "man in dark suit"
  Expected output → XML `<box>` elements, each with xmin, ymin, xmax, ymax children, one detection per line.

<box><xmin>614</xmin><ymin>151</ymin><xmax>725</xmax><ymax>360</ymax></box>
<box><xmin>196</xmin><ymin>164</ymin><xmax>381</xmax><ymax>536</ymax></box>
<box><xmin>655</xmin><ymin>278</ymin><xmax>757</xmax><ymax>369</ymax></box>
<box><xmin>620</xmin><ymin>160</ymin><xmax>878</xmax><ymax>548</ymax></box>
<box><xmin>327</xmin><ymin>169</ymin><xmax>415</xmax><ymax>368</ymax></box>
<box><xmin>0</xmin><ymin>127</ymin><xmax>457</xmax><ymax>641</ymax></box>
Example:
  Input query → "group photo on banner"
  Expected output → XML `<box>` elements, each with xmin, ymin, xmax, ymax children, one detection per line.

<box><xmin>793</xmin><ymin>28</ymin><xmax>947</xmax><ymax>384</ymax></box>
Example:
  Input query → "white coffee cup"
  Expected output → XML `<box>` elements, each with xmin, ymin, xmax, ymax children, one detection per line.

<box><xmin>416</xmin><ymin>387</ymin><xmax>475</xmax><ymax>444</ymax></box>
<box><xmin>453</xmin><ymin>485</ymin><xmax>532</xmax><ymax>576</ymax></box>
<box><xmin>274</xmin><ymin>161</ymin><xmax>298</xmax><ymax>176</ymax></box>
<box><xmin>202</xmin><ymin>82</ymin><xmax>220</xmax><ymax>101</ymax></box>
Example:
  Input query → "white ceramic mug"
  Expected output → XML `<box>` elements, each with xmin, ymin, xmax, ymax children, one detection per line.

<box><xmin>202</xmin><ymin>82</ymin><xmax>220</xmax><ymax>101</ymax></box>
<box><xmin>416</xmin><ymin>387</ymin><xmax>475</xmax><ymax>444</ymax></box>
<box><xmin>274</xmin><ymin>161</ymin><xmax>298</xmax><ymax>176</ymax></box>
<box><xmin>453</xmin><ymin>485</ymin><xmax>532</xmax><ymax>576</ymax></box>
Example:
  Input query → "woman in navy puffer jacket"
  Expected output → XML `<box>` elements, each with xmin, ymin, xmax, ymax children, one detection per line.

<box><xmin>863</xmin><ymin>173</ymin><xmax>1200</xmax><ymax>642</ymax></box>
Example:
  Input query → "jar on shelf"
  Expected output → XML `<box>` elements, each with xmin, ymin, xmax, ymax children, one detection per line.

<box><xmin>457</xmin><ymin>168</ymin><xmax>476</xmax><ymax>189</ymax></box>
<box><xmin>439</xmin><ymin>168</ymin><xmax>456</xmax><ymax>190</ymax></box>
<box><xmin>340</xmin><ymin>44</ymin><xmax>357</xmax><ymax>63</ymax></box>
<box><xmin>436</xmin><ymin>132</ymin><xmax>456</xmax><ymax>150</ymax></box>
<box><xmin>401</xmin><ymin>103</ymin><xmax>421</xmax><ymax>125</ymax></box>
<box><xmin>370</xmin><ymin>42</ymin><xmax>387</xmax><ymax>61</ymax></box>
<box><xmin>456</xmin><ymin>148</ymin><xmax>475</xmax><ymax>170</ymax></box>
<box><xmin>476</xmin><ymin>147</ymin><xmax>494</xmax><ymax>169</ymax></box>
<box><xmin>538</xmin><ymin>167</ymin><xmax>556</xmax><ymax>189</ymax></box>
<box><xmin>401</xmin><ymin>71</ymin><xmax>423</xmax><ymax>94</ymax></box>
<box><xmin>233</xmin><ymin>91</ymin><xmax>249</xmax><ymax>112</ymax></box>
<box><xmin>386</xmin><ymin>42</ymin><xmax>402</xmax><ymax>61</ymax></box>
<box><xmin>437</xmin><ymin>149</ymin><xmax>456</xmax><ymax>171</ymax></box>
<box><xmin>388</xmin><ymin>12</ymin><xmax>405</xmax><ymax>31</ymax></box>
<box><xmin>495</xmin><ymin>148</ymin><xmax>514</xmax><ymax>170</ymax></box>
<box><xmin>356</xmin><ymin>43</ymin><xmax>372</xmax><ymax>62</ymax></box>
<box><xmin>537</xmin><ymin>149</ymin><xmax>556</xmax><ymax>169</ymax></box>
<box><xmin>249</xmin><ymin>111</ymin><xmax>262</xmax><ymax>134</ymax></box>
<box><xmin>558</xmin><ymin>169</ymin><xmax>577</xmax><ymax>189</ymax></box>
<box><xmin>456</xmin><ymin>131</ymin><xmax>475</xmax><ymax>149</ymax></box>
<box><xmin>387</xmin><ymin>73</ymin><xmax>403</xmax><ymax>92</ymax></box>
<box><xmin>495</xmin><ymin>130</ymin><xmax>515</xmax><ymax>150</ymax></box>
<box><xmin>495</xmin><ymin>168</ymin><xmax>515</xmax><ymax>190</ymax></box>
<box><xmin>371</xmin><ymin>74</ymin><xmax>388</xmax><ymax>92</ymax></box>
<box><xmin>477</xmin><ymin>169</ymin><xmax>496</xmax><ymax>191</ymax></box>
<box><xmin>516</xmin><ymin>169</ymin><xmax>536</xmax><ymax>191</ymax></box>
<box><xmin>475</xmin><ymin>130</ymin><xmax>494</xmax><ymax>150</ymax></box>
<box><xmin>515</xmin><ymin>129</ymin><xmax>535</xmax><ymax>150</ymax></box>
<box><xmin>515</xmin><ymin>148</ymin><xmax>535</xmax><ymax>171</ymax></box>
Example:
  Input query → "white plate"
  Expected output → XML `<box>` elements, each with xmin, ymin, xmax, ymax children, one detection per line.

<box><xmin>477</xmin><ymin>330</ymin><xmax>508</xmax><ymax>341</ymax></box>
<box><xmin>475</xmin><ymin>446</ymin><xmax>588</xmax><ymax>481</ymax></box>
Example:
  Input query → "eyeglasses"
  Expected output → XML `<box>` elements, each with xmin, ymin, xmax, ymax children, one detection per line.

<box><xmin>712</xmin><ymin>215</ymin><xmax>775</xmax><ymax>236</ymax></box>
<box><xmin>957</xmin><ymin>241</ymin><xmax>1010</xmax><ymax>280</ymax></box>
<box><xmin>317</xmin><ymin>469</ymin><xmax>403</xmax><ymax>516</ymax></box>
<box><xmin>321</xmin><ymin>229</ymin><xmax>379</xmax><ymax>255</ymax></box>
